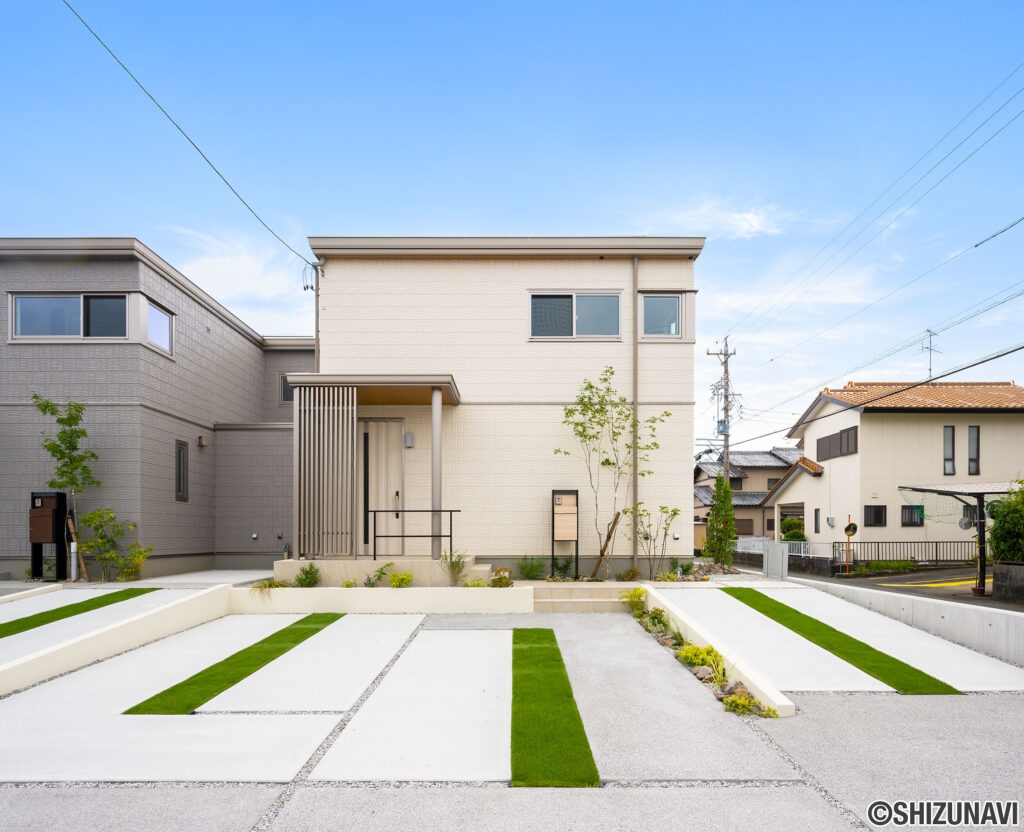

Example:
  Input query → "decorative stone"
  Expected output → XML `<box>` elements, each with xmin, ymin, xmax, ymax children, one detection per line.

<box><xmin>692</xmin><ymin>666</ymin><xmax>714</xmax><ymax>681</ymax></box>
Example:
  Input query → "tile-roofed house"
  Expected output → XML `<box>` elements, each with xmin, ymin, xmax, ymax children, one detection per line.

<box><xmin>763</xmin><ymin>380</ymin><xmax>1024</xmax><ymax>557</ymax></box>
<box><xmin>693</xmin><ymin>446</ymin><xmax>802</xmax><ymax>544</ymax></box>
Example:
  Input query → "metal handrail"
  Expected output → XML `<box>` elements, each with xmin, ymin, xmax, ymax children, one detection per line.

<box><xmin>368</xmin><ymin>509</ymin><xmax>460</xmax><ymax>560</ymax></box>
<box><xmin>829</xmin><ymin>539</ymin><xmax>975</xmax><ymax>564</ymax></box>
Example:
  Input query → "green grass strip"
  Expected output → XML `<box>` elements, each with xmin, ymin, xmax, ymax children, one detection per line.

<box><xmin>511</xmin><ymin>628</ymin><xmax>600</xmax><ymax>787</ymax></box>
<box><xmin>720</xmin><ymin>588</ymin><xmax>961</xmax><ymax>695</ymax></box>
<box><xmin>125</xmin><ymin>613</ymin><xmax>343</xmax><ymax>714</ymax></box>
<box><xmin>0</xmin><ymin>588</ymin><xmax>159</xmax><ymax>640</ymax></box>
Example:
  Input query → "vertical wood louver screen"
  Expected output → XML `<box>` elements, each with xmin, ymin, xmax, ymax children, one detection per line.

<box><xmin>294</xmin><ymin>385</ymin><xmax>357</xmax><ymax>557</ymax></box>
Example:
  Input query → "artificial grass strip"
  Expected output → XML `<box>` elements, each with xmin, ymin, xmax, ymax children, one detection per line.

<box><xmin>511</xmin><ymin>628</ymin><xmax>600</xmax><ymax>787</ymax></box>
<box><xmin>125</xmin><ymin>613</ymin><xmax>343</xmax><ymax>714</ymax></box>
<box><xmin>0</xmin><ymin>588</ymin><xmax>159</xmax><ymax>640</ymax></box>
<box><xmin>720</xmin><ymin>588</ymin><xmax>961</xmax><ymax>695</ymax></box>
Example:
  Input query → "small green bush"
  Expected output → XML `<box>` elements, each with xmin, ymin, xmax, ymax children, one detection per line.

<box><xmin>465</xmin><ymin>578</ymin><xmax>487</xmax><ymax>587</ymax></box>
<box><xmin>440</xmin><ymin>549</ymin><xmax>469</xmax><ymax>586</ymax></box>
<box><xmin>78</xmin><ymin>508</ymin><xmax>153</xmax><ymax>582</ymax></box>
<box><xmin>553</xmin><ymin>557</ymin><xmax>572</xmax><ymax>578</ymax></box>
<box><xmin>341</xmin><ymin>579</ymin><xmax>357</xmax><ymax>588</ymax></box>
<box><xmin>654</xmin><ymin>570</ymin><xmax>680</xmax><ymax>582</ymax></box>
<box><xmin>675</xmin><ymin>644</ymin><xmax>723</xmax><ymax>667</ymax></box>
<box><xmin>618</xmin><ymin>587</ymin><xmax>647</xmax><ymax>617</ymax></box>
<box><xmin>249</xmin><ymin>578</ymin><xmax>291</xmax><ymax>599</ymax></box>
<box><xmin>615</xmin><ymin>565</ymin><xmax>641</xmax><ymax>582</ymax></box>
<box><xmin>780</xmin><ymin>518</ymin><xmax>803</xmax><ymax>535</ymax></box>
<box><xmin>389</xmin><ymin>571</ymin><xmax>412</xmax><ymax>588</ymax></box>
<box><xmin>643</xmin><ymin>607</ymin><xmax>669</xmax><ymax>633</ymax></box>
<box><xmin>723</xmin><ymin>693</ymin><xmax>778</xmax><ymax>718</ymax></box>
<box><xmin>782</xmin><ymin>530</ymin><xmax>807</xmax><ymax>542</ymax></box>
<box><xmin>294</xmin><ymin>563</ymin><xmax>321</xmax><ymax>587</ymax></box>
<box><xmin>363</xmin><ymin>562</ymin><xmax>395</xmax><ymax>587</ymax></box>
<box><xmin>516</xmin><ymin>556</ymin><xmax>546</xmax><ymax>580</ymax></box>
<box><xmin>489</xmin><ymin>567</ymin><xmax>514</xmax><ymax>588</ymax></box>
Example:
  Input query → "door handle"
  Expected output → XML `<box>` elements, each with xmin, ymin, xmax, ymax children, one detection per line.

<box><xmin>394</xmin><ymin>491</ymin><xmax>400</xmax><ymax>519</ymax></box>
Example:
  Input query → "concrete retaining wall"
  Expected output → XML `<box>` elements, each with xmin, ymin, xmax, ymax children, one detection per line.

<box><xmin>230</xmin><ymin>586</ymin><xmax>534</xmax><ymax>615</ymax></box>
<box><xmin>789</xmin><ymin>578</ymin><xmax>1024</xmax><ymax>668</ymax></box>
<box><xmin>0</xmin><ymin>584</ymin><xmax>61</xmax><ymax>605</ymax></box>
<box><xmin>646</xmin><ymin>586</ymin><xmax>795</xmax><ymax>717</ymax></box>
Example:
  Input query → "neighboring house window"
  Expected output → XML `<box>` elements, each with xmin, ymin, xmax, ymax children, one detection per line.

<box><xmin>814</xmin><ymin>508</ymin><xmax>820</xmax><ymax>535</ymax></box>
<box><xmin>281</xmin><ymin>375</ymin><xmax>295</xmax><ymax>403</ymax></box>
<box><xmin>968</xmin><ymin>426</ymin><xmax>980</xmax><ymax>476</ymax></box>
<box><xmin>767</xmin><ymin>478</ymin><xmax>781</xmax><ymax>489</ymax></box>
<box><xmin>943</xmin><ymin>426</ymin><xmax>955</xmax><ymax>475</ymax></box>
<box><xmin>864</xmin><ymin>505</ymin><xmax>887</xmax><ymax>527</ymax></box>
<box><xmin>175</xmin><ymin>441</ymin><xmax>188</xmax><ymax>502</ymax></box>
<box><xmin>147</xmin><ymin>301</ymin><xmax>173</xmax><ymax>352</ymax></box>
<box><xmin>13</xmin><ymin>294</ymin><xmax>127</xmax><ymax>338</ymax></box>
<box><xmin>963</xmin><ymin>505</ymin><xmax>978</xmax><ymax>525</ymax></box>
<box><xmin>641</xmin><ymin>294</ymin><xmax>680</xmax><ymax>336</ymax></box>
<box><xmin>816</xmin><ymin>426</ymin><xmax>858</xmax><ymax>461</ymax></box>
<box><xmin>729</xmin><ymin>477</ymin><xmax>743</xmax><ymax>491</ymax></box>
<box><xmin>735</xmin><ymin>518</ymin><xmax>754</xmax><ymax>535</ymax></box>
<box><xmin>766</xmin><ymin>518</ymin><xmax>775</xmax><ymax>532</ymax></box>
<box><xmin>901</xmin><ymin>505</ymin><xmax>924</xmax><ymax>527</ymax></box>
<box><xmin>530</xmin><ymin>293</ymin><xmax>619</xmax><ymax>338</ymax></box>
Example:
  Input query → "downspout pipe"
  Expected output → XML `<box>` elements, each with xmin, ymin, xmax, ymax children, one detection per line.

<box><xmin>632</xmin><ymin>255</ymin><xmax>639</xmax><ymax>570</ymax></box>
<box><xmin>313</xmin><ymin>258</ymin><xmax>325</xmax><ymax>373</ymax></box>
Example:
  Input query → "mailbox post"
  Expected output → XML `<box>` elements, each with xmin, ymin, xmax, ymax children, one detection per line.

<box><xmin>551</xmin><ymin>489</ymin><xmax>579</xmax><ymax>579</ymax></box>
<box><xmin>29</xmin><ymin>492</ymin><xmax>68</xmax><ymax>581</ymax></box>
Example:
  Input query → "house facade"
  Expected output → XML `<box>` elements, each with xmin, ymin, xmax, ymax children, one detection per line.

<box><xmin>693</xmin><ymin>447</ymin><xmax>802</xmax><ymax>538</ymax></box>
<box><xmin>762</xmin><ymin>381</ymin><xmax>1024</xmax><ymax>553</ymax></box>
<box><xmin>289</xmin><ymin>236</ymin><xmax>704</xmax><ymax>572</ymax></box>
<box><xmin>0</xmin><ymin>238</ymin><xmax>312</xmax><ymax>578</ymax></box>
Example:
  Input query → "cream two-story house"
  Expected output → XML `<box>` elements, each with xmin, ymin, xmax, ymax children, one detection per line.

<box><xmin>286</xmin><ymin>237</ymin><xmax>704</xmax><ymax>574</ymax></box>
<box><xmin>762</xmin><ymin>381</ymin><xmax>1024</xmax><ymax>556</ymax></box>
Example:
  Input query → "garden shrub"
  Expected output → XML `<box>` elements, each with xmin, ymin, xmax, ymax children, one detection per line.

<box><xmin>294</xmin><ymin>563</ymin><xmax>321</xmax><ymax>587</ymax></box>
<box><xmin>618</xmin><ymin>587</ymin><xmax>647</xmax><ymax>617</ymax></box>
<box><xmin>615</xmin><ymin>565</ymin><xmax>641</xmax><ymax>582</ymax></box>
<box><xmin>489</xmin><ymin>567</ymin><xmax>514</xmax><ymax>588</ymax></box>
<box><xmin>516</xmin><ymin>556</ymin><xmax>545</xmax><ymax>580</ymax></box>
<box><xmin>723</xmin><ymin>693</ymin><xmax>778</xmax><ymax>718</ymax></box>
<box><xmin>675</xmin><ymin>644</ymin><xmax>723</xmax><ymax>667</ymax></box>
<box><xmin>389</xmin><ymin>571</ymin><xmax>412</xmax><ymax>588</ymax></box>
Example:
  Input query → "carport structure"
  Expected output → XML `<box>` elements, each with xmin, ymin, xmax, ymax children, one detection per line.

<box><xmin>897</xmin><ymin>481</ymin><xmax>1014</xmax><ymax>596</ymax></box>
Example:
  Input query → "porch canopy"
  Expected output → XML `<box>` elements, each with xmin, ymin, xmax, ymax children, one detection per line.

<box><xmin>286</xmin><ymin>373</ymin><xmax>460</xmax><ymax>559</ymax></box>
<box><xmin>897</xmin><ymin>482</ymin><xmax>1015</xmax><ymax>596</ymax></box>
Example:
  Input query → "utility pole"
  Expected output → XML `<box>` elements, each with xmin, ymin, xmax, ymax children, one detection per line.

<box><xmin>708</xmin><ymin>337</ymin><xmax>737</xmax><ymax>483</ymax></box>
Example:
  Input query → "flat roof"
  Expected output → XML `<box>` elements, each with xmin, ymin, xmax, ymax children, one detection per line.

<box><xmin>309</xmin><ymin>236</ymin><xmax>706</xmax><ymax>259</ymax></box>
<box><xmin>285</xmin><ymin>373</ymin><xmax>460</xmax><ymax>406</ymax></box>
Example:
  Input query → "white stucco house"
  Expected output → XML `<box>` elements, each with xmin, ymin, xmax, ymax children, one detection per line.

<box><xmin>762</xmin><ymin>381</ymin><xmax>1024</xmax><ymax>561</ymax></box>
<box><xmin>285</xmin><ymin>236</ymin><xmax>704</xmax><ymax>574</ymax></box>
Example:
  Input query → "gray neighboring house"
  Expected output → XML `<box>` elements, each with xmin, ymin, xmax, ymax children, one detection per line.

<box><xmin>1</xmin><ymin>238</ymin><xmax>313</xmax><ymax>578</ymax></box>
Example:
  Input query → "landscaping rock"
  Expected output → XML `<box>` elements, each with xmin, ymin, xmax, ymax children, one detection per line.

<box><xmin>692</xmin><ymin>666</ymin><xmax>714</xmax><ymax>681</ymax></box>
<box><xmin>724</xmin><ymin>681</ymin><xmax>749</xmax><ymax>697</ymax></box>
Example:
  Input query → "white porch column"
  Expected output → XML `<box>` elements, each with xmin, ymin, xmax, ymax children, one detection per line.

<box><xmin>774</xmin><ymin>503</ymin><xmax>781</xmax><ymax>542</ymax></box>
<box><xmin>431</xmin><ymin>386</ymin><xmax>443</xmax><ymax>559</ymax></box>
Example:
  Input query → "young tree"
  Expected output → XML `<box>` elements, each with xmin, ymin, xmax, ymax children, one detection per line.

<box><xmin>624</xmin><ymin>502</ymin><xmax>682</xmax><ymax>579</ymax></box>
<box><xmin>704</xmin><ymin>473</ymin><xmax>736</xmax><ymax>566</ymax></box>
<box><xmin>556</xmin><ymin>366</ymin><xmax>670</xmax><ymax>578</ymax></box>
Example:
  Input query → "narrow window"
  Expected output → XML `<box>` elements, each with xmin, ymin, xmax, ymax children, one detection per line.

<box><xmin>175</xmin><ymin>441</ymin><xmax>188</xmax><ymax>502</ymax></box>
<box><xmin>968</xmin><ymin>426</ymin><xmax>980</xmax><ymax>476</ymax></box>
<box><xmin>281</xmin><ymin>375</ymin><xmax>295</xmax><ymax>403</ymax></box>
<box><xmin>864</xmin><ymin>505</ymin><xmax>887</xmax><ymax>527</ymax></box>
<box><xmin>814</xmin><ymin>508</ymin><xmax>820</xmax><ymax>535</ymax></box>
<box><xmin>84</xmin><ymin>295</ymin><xmax>127</xmax><ymax>337</ymax></box>
<box><xmin>147</xmin><ymin>302</ymin><xmax>173</xmax><ymax>352</ymax></box>
<box><xmin>943</xmin><ymin>426</ymin><xmax>955</xmax><ymax>475</ymax></box>
<box><xmin>766</xmin><ymin>518</ymin><xmax>775</xmax><ymax>532</ymax></box>
<box><xmin>901</xmin><ymin>505</ymin><xmax>924</xmax><ymax>527</ymax></box>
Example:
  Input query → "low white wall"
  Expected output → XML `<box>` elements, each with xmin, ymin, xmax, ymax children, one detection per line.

<box><xmin>0</xmin><ymin>584</ymin><xmax>61</xmax><ymax>605</ymax></box>
<box><xmin>230</xmin><ymin>586</ymin><xmax>534</xmax><ymax>615</ymax></box>
<box><xmin>646</xmin><ymin>586</ymin><xmax>796</xmax><ymax>717</ymax></box>
<box><xmin>788</xmin><ymin>578</ymin><xmax>1024</xmax><ymax>668</ymax></box>
<box><xmin>0</xmin><ymin>585</ymin><xmax>231</xmax><ymax>696</ymax></box>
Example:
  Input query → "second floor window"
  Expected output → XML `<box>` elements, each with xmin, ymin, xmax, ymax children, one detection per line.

<box><xmin>531</xmin><ymin>293</ymin><xmax>619</xmax><ymax>338</ymax></box>
<box><xmin>14</xmin><ymin>294</ymin><xmax>127</xmax><ymax>338</ymax></box>
<box><xmin>968</xmin><ymin>426</ymin><xmax>980</xmax><ymax>476</ymax></box>
<box><xmin>944</xmin><ymin>426</ymin><xmax>955</xmax><ymax>475</ymax></box>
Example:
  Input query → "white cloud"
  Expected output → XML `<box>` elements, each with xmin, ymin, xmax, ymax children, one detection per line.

<box><xmin>640</xmin><ymin>197</ymin><xmax>793</xmax><ymax>239</ymax></box>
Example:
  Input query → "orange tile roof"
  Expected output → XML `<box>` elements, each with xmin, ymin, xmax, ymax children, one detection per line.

<box><xmin>820</xmin><ymin>381</ymin><xmax>1024</xmax><ymax>410</ymax></box>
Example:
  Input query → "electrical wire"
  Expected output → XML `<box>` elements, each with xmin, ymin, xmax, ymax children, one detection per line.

<box><xmin>61</xmin><ymin>0</ymin><xmax>316</xmax><ymax>271</ymax></box>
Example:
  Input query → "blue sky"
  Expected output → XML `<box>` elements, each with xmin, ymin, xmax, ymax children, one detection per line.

<box><xmin>3</xmin><ymin>1</ymin><xmax>1023</xmax><ymax>450</ymax></box>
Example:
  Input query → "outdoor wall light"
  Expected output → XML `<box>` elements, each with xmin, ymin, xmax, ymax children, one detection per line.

<box><xmin>251</xmin><ymin>533</ymin><xmax>258</xmax><ymax>540</ymax></box>
<box><xmin>404</xmin><ymin>433</ymin><xmax>415</xmax><ymax>449</ymax></box>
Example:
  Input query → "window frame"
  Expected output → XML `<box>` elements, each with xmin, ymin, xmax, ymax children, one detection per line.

<box><xmin>816</xmin><ymin>426</ymin><xmax>858</xmax><ymax>462</ymax></box>
<box><xmin>174</xmin><ymin>440</ymin><xmax>189</xmax><ymax>503</ymax></box>
<box><xmin>11</xmin><ymin>293</ymin><xmax>129</xmax><ymax>341</ymax></box>
<box><xmin>729</xmin><ymin>476</ymin><xmax>743</xmax><ymax>491</ymax></box>
<box><xmin>814</xmin><ymin>508</ymin><xmax>821</xmax><ymax>535</ymax></box>
<box><xmin>863</xmin><ymin>505</ymin><xmax>887</xmax><ymax>527</ymax></box>
<box><xmin>145</xmin><ymin>300</ymin><xmax>173</xmax><ymax>354</ymax></box>
<box><xmin>529</xmin><ymin>290</ymin><xmax>622</xmax><ymax>340</ymax></box>
<box><xmin>640</xmin><ymin>293</ymin><xmax>682</xmax><ymax>339</ymax></box>
<box><xmin>901</xmin><ymin>505</ymin><xmax>924</xmax><ymax>527</ymax></box>
<box><xmin>943</xmin><ymin>426</ymin><xmax>955</xmax><ymax>476</ymax></box>
<box><xmin>968</xmin><ymin>425</ymin><xmax>980</xmax><ymax>476</ymax></box>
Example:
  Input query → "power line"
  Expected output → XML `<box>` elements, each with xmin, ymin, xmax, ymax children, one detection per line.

<box><xmin>60</xmin><ymin>0</ymin><xmax>316</xmax><ymax>271</ymax></box>
<box><xmin>727</xmin><ymin>63</ymin><xmax>1024</xmax><ymax>340</ymax></box>
<box><xmin>729</xmin><ymin>340</ymin><xmax>1024</xmax><ymax>450</ymax></box>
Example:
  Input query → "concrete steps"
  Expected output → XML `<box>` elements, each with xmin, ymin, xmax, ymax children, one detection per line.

<box><xmin>530</xmin><ymin>582</ymin><xmax>632</xmax><ymax>613</ymax></box>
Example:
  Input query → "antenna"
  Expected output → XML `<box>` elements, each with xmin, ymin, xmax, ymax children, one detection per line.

<box><xmin>921</xmin><ymin>329</ymin><xmax>942</xmax><ymax>378</ymax></box>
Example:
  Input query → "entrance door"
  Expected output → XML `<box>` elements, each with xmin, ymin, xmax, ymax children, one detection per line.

<box><xmin>356</xmin><ymin>420</ymin><xmax>404</xmax><ymax>556</ymax></box>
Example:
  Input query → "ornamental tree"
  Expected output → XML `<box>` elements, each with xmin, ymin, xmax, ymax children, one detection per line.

<box><xmin>704</xmin><ymin>473</ymin><xmax>736</xmax><ymax>566</ymax></box>
<box><xmin>556</xmin><ymin>366</ymin><xmax>670</xmax><ymax>578</ymax></box>
<box><xmin>989</xmin><ymin>482</ymin><xmax>1024</xmax><ymax>563</ymax></box>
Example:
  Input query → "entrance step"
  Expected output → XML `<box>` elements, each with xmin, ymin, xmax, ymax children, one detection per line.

<box><xmin>531</xmin><ymin>582</ymin><xmax>632</xmax><ymax>613</ymax></box>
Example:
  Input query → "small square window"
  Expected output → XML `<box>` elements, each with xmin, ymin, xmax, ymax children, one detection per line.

<box><xmin>729</xmin><ymin>476</ymin><xmax>743</xmax><ymax>491</ymax></box>
<box><xmin>767</xmin><ymin>477</ymin><xmax>781</xmax><ymax>490</ymax></box>
<box><xmin>281</xmin><ymin>375</ymin><xmax>295</xmax><ymax>403</ymax></box>
<box><xmin>175</xmin><ymin>441</ymin><xmax>188</xmax><ymax>502</ymax></box>
<box><xmin>642</xmin><ymin>295</ymin><xmax>680</xmax><ymax>336</ymax></box>
<box><xmin>901</xmin><ymin>505</ymin><xmax>924</xmax><ymax>527</ymax></box>
<box><xmin>864</xmin><ymin>505</ymin><xmax>887</xmax><ymax>527</ymax></box>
